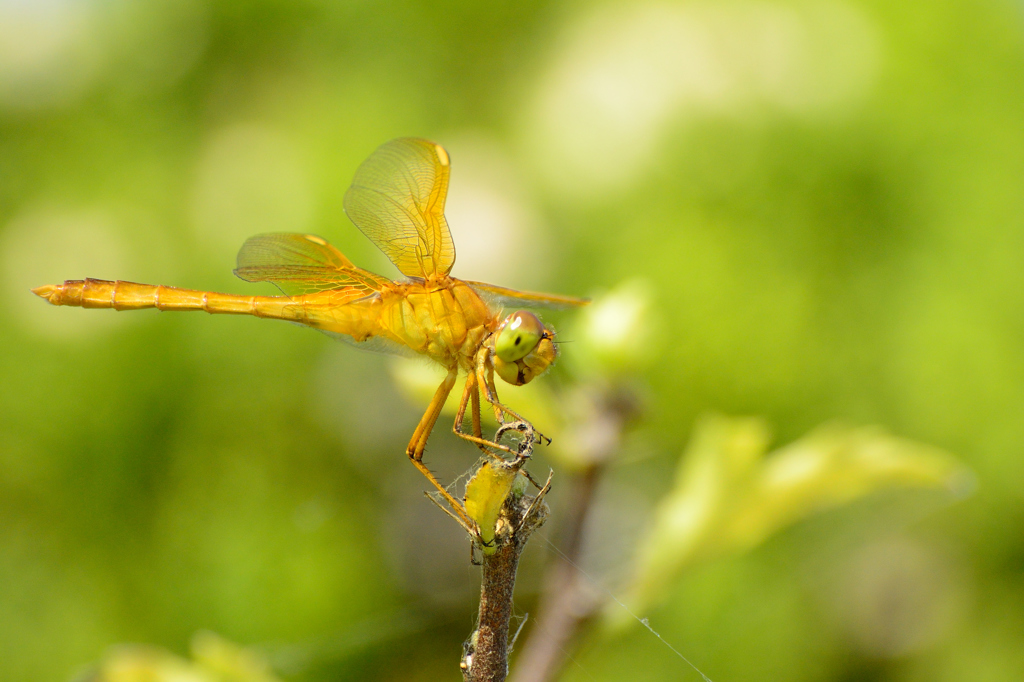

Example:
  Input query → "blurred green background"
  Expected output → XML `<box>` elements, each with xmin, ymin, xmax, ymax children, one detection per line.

<box><xmin>2</xmin><ymin>0</ymin><xmax>1023</xmax><ymax>680</ymax></box>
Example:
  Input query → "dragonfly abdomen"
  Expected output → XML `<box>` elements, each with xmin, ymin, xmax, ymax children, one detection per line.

<box><xmin>33</xmin><ymin>278</ymin><xmax>307</xmax><ymax>321</ymax></box>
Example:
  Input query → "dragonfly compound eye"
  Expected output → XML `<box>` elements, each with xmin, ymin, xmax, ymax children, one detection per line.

<box><xmin>495</xmin><ymin>310</ymin><xmax>543</xmax><ymax>362</ymax></box>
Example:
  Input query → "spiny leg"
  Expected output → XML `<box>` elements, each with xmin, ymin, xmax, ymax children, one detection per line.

<box><xmin>454</xmin><ymin>374</ymin><xmax>540</xmax><ymax>458</ymax></box>
<box><xmin>451</xmin><ymin>371</ymin><xmax>489</xmax><ymax>444</ymax></box>
<box><xmin>452</xmin><ymin>370</ymin><xmax>482</xmax><ymax>440</ymax></box>
<box><xmin>453</xmin><ymin>372</ymin><xmax>524</xmax><ymax>461</ymax></box>
<box><xmin>476</xmin><ymin>361</ymin><xmax>505</xmax><ymax>425</ymax></box>
<box><xmin>453</xmin><ymin>372</ymin><xmax>492</xmax><ymax>456</ymax></box>
<box><xmin>409</xmin><ymin>368</ymin><xmax>456</xmax><ymax>453</ymax></box>
<box><xmin>455</xmin><ymin>370</ymin><xmax>547</xmax><ymax>484</ymax></box>
<box><xmin>407</xmin><ymin>368</ymin><xmax>475</xmax><ymax>529</ymax></box>
<box><xmin>470</xmin><ymin>372</ymin><xmax>483</xmax><ymax>440</ymax></box>
<box><xmin>478</xmin><ymin>364</ymin><xmax>551</xmax><ymax>447</ymax></box>
<box><xmin>455</xmin><ymin>432</ymin><xmax>526</xmax><ymax>459</ymax></box>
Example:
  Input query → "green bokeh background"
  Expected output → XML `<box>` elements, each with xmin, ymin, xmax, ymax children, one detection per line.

<box><xmin>2</xmin><ymin>0</ymin><xmax>1023</xmax><ymax>680</ymax></box>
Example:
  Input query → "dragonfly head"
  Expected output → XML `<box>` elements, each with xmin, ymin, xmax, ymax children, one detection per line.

<box><xmin>493</xmin><ymin>310</ymin><xmax>557</xmax><ymax>386</ymax></box>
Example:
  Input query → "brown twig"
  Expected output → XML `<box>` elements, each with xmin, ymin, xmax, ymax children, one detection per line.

<box><xmin>462</xmin><ymin>476</ymin><xmax>551</xmax><ymax>682</ymax></box>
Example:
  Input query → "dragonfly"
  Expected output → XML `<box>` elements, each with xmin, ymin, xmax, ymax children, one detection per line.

<box><xmin>33</xmin><ymin>137</ymin><xmax>588</xmax><ymax>530</ymax></box>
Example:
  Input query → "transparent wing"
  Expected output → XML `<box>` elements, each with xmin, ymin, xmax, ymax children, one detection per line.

<box><xmin>343</xmin><ymin>138</ymin><xmax>456</xmax><ymax>279</ymax></box>
<box><xmin>466</xmin><ymin>280</ymin><xmax>590</xmax><ymax>311</ymax></box>
<box><xmin>234</xmin><ymin>233</ymin><xmax>390</xmax><ymax>296</ymax></box>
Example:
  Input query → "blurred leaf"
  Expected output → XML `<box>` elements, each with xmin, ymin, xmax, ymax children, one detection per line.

<box><xmin>607</xmin><ymin>414</ymin><xmax>972</xmax><ymax>629</ymax></box>
<box><xmin>190</xmin><ymin>632</ymin><xmax>280</xmax><ymax>682</ymax></box>
<box><xmin>84</xmin><ymin>632</ymin><xmax>281</xmax><ymax>682</ymax></box>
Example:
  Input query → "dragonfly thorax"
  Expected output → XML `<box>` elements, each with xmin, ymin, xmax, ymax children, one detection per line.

<box><xmin>374</xmin><ymin>277</ymin><xmax>497</xmax><ymax>368</ymax></box>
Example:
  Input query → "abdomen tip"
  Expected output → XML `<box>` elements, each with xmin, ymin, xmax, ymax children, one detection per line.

<box><xmin>32</xmin><ymin>284</ymin><xmax>59</xmax><ymax>301</ymax></box>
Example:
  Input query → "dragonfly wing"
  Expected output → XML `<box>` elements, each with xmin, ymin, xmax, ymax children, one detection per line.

<box><xmin>236</xmin><ymin>233</ymin><xmax>415</xmax><ymax>357</ymax></box>
<box><xmin>234</xmin><ymin>233</ymin><xmax>390</xmax><ymax>296</ymax></box>
<box><xmin>343</xmin><ymin>138</ymin><xmax>456</xmax><ymax>279</ymax></box>
<box><xmin>465</xmin><ymin>280</ymin><xmax>590</xmax><ymax>311</ymax></box>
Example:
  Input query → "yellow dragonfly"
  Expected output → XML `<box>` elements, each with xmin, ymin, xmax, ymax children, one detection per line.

<box><xmin>33</xmin><ymin>137</ymin><xmax>587</xmax><ymax>529</ymax></box>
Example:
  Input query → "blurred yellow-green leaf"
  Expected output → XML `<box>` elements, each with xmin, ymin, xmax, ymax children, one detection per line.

<box><xmin>85</xmin><ymin>632</ymin><xmax>280</xmax><ymax>682</ymax></box>
<box><xmin>608</xmin><ymin>414</ymin><xmax>972</xmax><ymax>629</ymax></box>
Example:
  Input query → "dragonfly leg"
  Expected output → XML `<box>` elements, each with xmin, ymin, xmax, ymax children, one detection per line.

<box><xmin>476</xmin><ymin>361</ymin><xmax>505</xmax><ymax>425</ymax></box>
<box><xmin>453</xmin><ymin>373</ymin><xmax>501</xmax><ymax>459</ymax></box>
<box><xmin>456</xmin><ymin>361</ymin><xmax>543</xmax><ymax>490</ymax></box>
<box><xmin>407</xmin><ymin>368</ymin><xmax>476</xmax><ymax>529</ymax></box>
<box><xmin>479</xmin><ymin>366</ymin><xmax>551</xmax><ymax>446</ymax></box>
<box><xmin>470</xmin><ymin>373</ymin><xmax>483</xmax><ymax>440</ymax></box>
<box><xmin>453</xmin><ymin>372</ymin><xmax>483</xmax><ymax>440</ymax></box>
<box><xmin>453</xmin><ymin>367</ymin><xmax>531</xmax><ymax>460</ymax></box>
<box><xmin>455</xmin><ymin>432</ymin><xmax>524</xmax><ymax>459</ymax></box>
<box><xmin>467</xmin><ymin>347</ymin><xmax>549</xmax><ymax>454</ymax></box>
